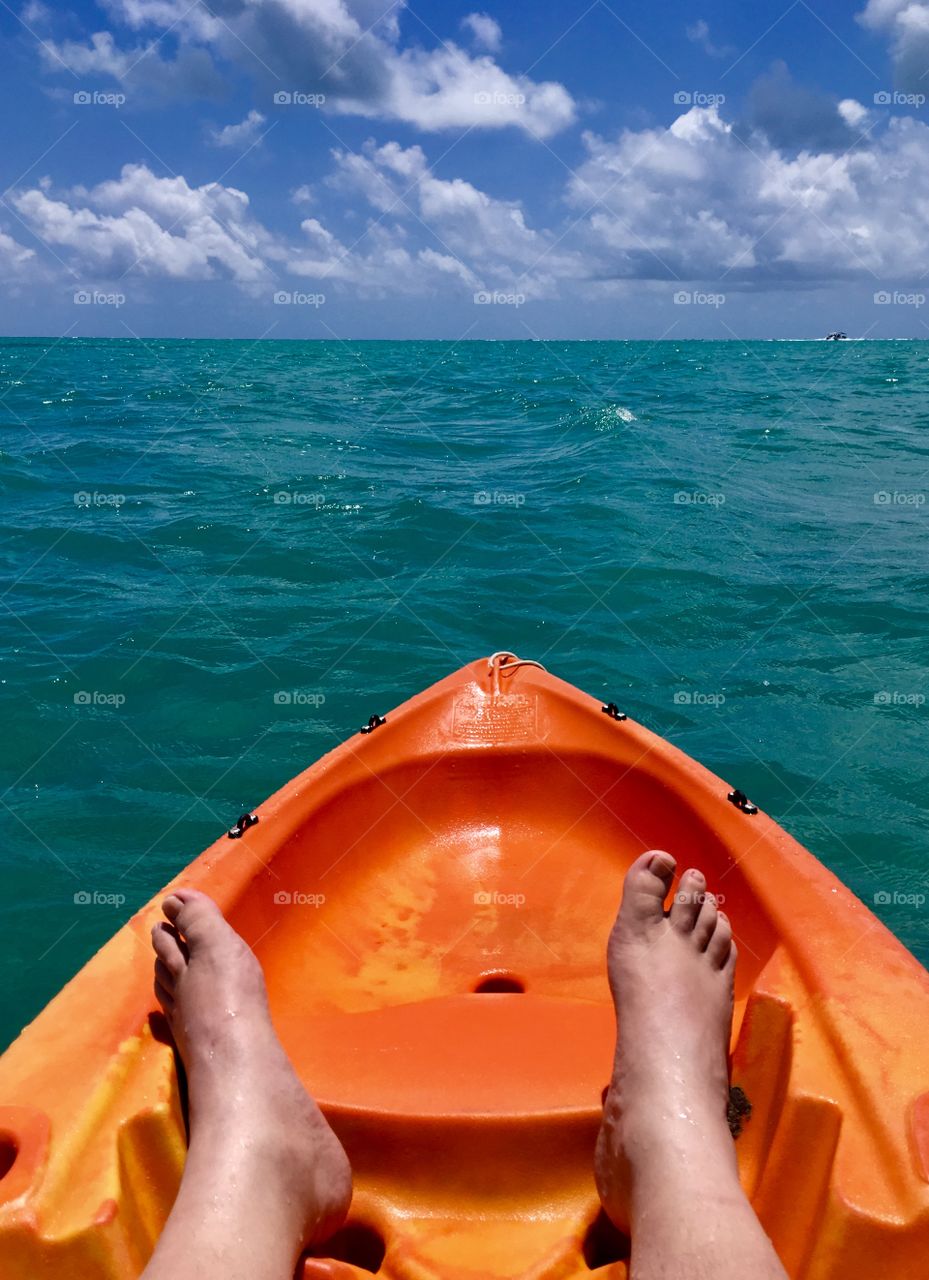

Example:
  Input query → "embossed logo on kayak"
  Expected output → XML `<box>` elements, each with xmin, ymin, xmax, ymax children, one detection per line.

<box><xmin>452</xmin><ymin>692</ymin><xmax>539</xmax><ymax>742</ymax></box>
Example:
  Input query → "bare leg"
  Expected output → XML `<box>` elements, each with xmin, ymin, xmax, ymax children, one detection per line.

<box><xmin>595</xmin><ymin>851</ymin><xmax>788</xmax><ymax>1280</ymax></box>
<box><xmin>143</xmin><ymin>889</ymin><xmax>352</xmax><ymax>1280</ymax></box>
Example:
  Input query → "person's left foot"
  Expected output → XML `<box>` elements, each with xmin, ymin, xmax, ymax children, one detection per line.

<box><xmin>151</xmin><ymin>888</ymin><xmax>352</xmax><ymax>1249</ymax></box>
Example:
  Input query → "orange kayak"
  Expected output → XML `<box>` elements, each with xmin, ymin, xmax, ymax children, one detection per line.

<box><xmin>2</xmin><ymin>652</ymin><xmax>929</xmax><ymax>1279</ymax></box>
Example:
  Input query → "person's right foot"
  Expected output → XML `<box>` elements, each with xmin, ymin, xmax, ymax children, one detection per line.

<box><xmin>151</xmin><ymin>888</ymin><xmax>353</xmax><ymax>1250</ymax></box>
<box><xmin>595</xmin><ymin>850</ymin><xmax>739</xmax><ymax>1228</ymax></box>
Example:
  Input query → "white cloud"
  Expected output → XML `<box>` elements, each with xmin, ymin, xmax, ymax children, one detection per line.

<box><xmin>41</xmin><ymin>29</ymin><xmax>225</xmax><ymax>100</ymax></box>
<box><xmin>40</xmin><ymin>0</ymin><xmax>575</xmax><ymax>137</ymax></box>
<box><xmin>685</xmin><ymin>18</ymin><xmax>732</xmax><ymax>58</ymax></box>
<box><xmin>569</xmin><ymin>106</ymin><xmax>929</xmax><ymax>285</ymax></box>
<box><xmin>0</xmin><ymin>230</ymin><xmax>36</xmax><ymax>276</ymax></box>
<box><xmin>324</xmin><ymin>138</ymin><xmax>578</xmax><ymax>291</ymax></box>
<box><xmin>838</xmin><ymin>98</ymin><xmax>870</xmax><ymax>128</ymax></box>
<box><xmin>461</xmin><ymin>12</ymin><xmax>502</xmax><ymax>52</ymax></box>
<box><xmin>209</xmin><ymin>109</ymin><xmax>267</xmax><ymax>149</ymax></box>
<box><xmin>13</xmin><ymin>104</ymin><xmax>929</xmax><ymax>304</ymax></box>
<box><xmin>12</xmin><ymin>164</ymin><xmax>277</xmax><ymax>282</ymax></box>
<box><xmin>858</xmin><ymin>0</ymin><xmax>929</xmax><ymax>92</ymax></box>
<box><xmin>287</xmin><ymin>216</ymin><xmax>481</xmax><ymax>295</ymax></box>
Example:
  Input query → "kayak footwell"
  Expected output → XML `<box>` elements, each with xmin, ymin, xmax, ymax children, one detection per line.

<box><xmin>2</xmin><ymin>656</ymin><xmax>929</xmax><ymax>1278</ymax></box>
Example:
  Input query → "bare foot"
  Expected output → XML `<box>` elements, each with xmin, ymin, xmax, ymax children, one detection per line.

<box><xmin>595</xmin><ymin>852</ymin><xmax>787</xmax><ymax>1280</ymax></box>
<box><xmin>150</xmin><ymin>889</ymin><xmax>352</xmax><ymax>1259</ymax></box>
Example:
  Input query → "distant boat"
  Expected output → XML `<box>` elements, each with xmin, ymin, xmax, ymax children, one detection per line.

<box><xmin>824</xmin><ymin>331</ymin><xmax>847</xmax><ymax>340</ymax></box>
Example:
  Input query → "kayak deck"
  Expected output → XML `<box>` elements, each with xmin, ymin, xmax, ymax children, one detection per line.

<box><xmin>1</xmin><ymin>654</ymin><xmax>929</xmax><ymax>1279</ymax></box>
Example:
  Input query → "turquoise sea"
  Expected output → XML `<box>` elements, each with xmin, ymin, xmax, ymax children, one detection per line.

<box><xmin>2</xmin><ymin>337</ymin><xmax>928</xmax><ymax>1051</ymax></box>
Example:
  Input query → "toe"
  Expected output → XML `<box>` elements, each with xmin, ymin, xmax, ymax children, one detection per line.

<box><xmin>151</xmin><ymin>921</ymin><xmax>188</xmax><ymax>976</ymax></box>
<box><xmin>162</xmin><ymin>888</ymin><xmax>228</xmax><ymax>953</ymax></box>
<box><xmin>617</xmin><ymin>850</ymin><xmax>676</xmax><ymax>929</ymax></box>
<box><xmin>707</xmin><ymin>911</ymin><xmax>733</xmax><ymax>967</ymax></box>
<box><xmin>692</xmin><ymin>892</ymin><xmax>718</xmax><ymax>949</ymax></box>
<box><xmin>669</xmin><ymin>868</ymin><xmax>706</xmax><ymax>934</ymax></box>
<box><xmin>153</xmin><ymin>973</ymin><xmax>175</xmax><ymax>1013</ymax></box>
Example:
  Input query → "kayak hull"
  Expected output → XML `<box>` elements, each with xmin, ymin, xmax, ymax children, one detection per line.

<box><xmin>2</xmin><ymin>655</ymin><xmax>929</xmax><ymax>1278</ymax></box>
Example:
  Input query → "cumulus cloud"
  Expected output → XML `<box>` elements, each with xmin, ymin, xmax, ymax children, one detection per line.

<box><xmin>461</xmin><ymin>12</ymin><xmax>502</xmax><ymax>52</ymax></box>
<box><xmin>13</xmin><ymin>101</ymin><xmax>929</xmax><ymax>302</ymax></box>
<box><xmin>39</xmin><ymin>0</ymin><xmax>575</xmax><ymax>137</ymax></box>
<box><xmin>322</xmin><ymin>138</ymin><xmax>579</xmax><ymax>291</ymax></box>
<box><xmin>568</xmin><ymin>106</ymin><xmax>929</xmax><ymax>286</ymax></box>
<box><xmin>41</xmin><ymin>30</ymin><xmax>225</xmax><ymax>101</ymax></box>
<box><xmin>12</xmin><ymin>164</ymin><xmax>277</xmax><ymax>282</ymax></box>
<box><xmin>209</xmin><ymin>109</ymin><xmax>267</xmax><ymax>149</ymax></box>
<box><xmin>858</xmin><ymin>0</ymin><xmax>929</xmax><ymax>93</ymax></box>
<box><xmin>0</xmin><ymin>230</ymin><xmax>36</xmax><ymax>277</ymax></box>
<box><xmin>287</xmin><ymin>216</ymin><xmax>482</xmax><ymax>296</ymax></box>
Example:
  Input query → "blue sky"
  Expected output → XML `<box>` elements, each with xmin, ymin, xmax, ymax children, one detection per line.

<box><xmin>2</xmin><ymin>0</ymin><xmax>929</xmax><ymax>337</ymax></box>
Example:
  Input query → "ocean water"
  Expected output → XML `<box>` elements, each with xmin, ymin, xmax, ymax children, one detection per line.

<box><xmin>2</xmin><ymin>337</ymin><xmax>928</xmax><ymax>1050</ymax></box>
